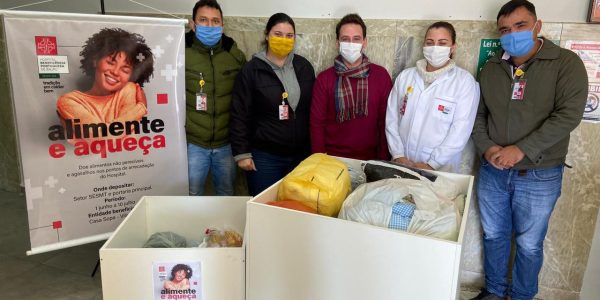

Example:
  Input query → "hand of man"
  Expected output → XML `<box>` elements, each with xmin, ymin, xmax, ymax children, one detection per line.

<box><xmin>187</xmin><ymin>19</ymin><xmax>195</xmax><ymax>32</ymax></box>
<box><xmin>393</xmin><ymin>157</ymin><xmax>415</xmax><ymax>167</ymax></box>
<box><xmin>237</xmin><ymin>158</ymin><xmax>257</xmax><ymax>171</ymax></box>
<box><xmin>484</xmin><ymin>145</ymin><xmax>504</xmax><ymax>169</ymax></box>
<box><xmin>491</xmin><ymin>145</ymin><xmax>525</xmax><ymax>169</ymax></box>
<box><xmin>414</xmin><ymin>162</ymin><xmax>434</xmax><ymax>170</ymax></box>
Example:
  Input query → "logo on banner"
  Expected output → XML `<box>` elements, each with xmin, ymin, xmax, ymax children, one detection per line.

<box><xmin>35</xmin><ymin>36</ymin><xmax>58</xmax><ymax>55</ymax></box>
<box><xmin>35</xmin><ymin>36</ymin><xmax>68</xmax><ymax>79</ymax></box>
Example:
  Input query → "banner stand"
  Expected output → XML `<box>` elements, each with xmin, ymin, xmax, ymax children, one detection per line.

<box><xmin>3</xmin><ymin>10</ymin><xmax>189</xmax><ymax>254</ymax></box>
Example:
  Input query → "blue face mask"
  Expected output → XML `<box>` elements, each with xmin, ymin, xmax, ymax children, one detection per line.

<box><xmin>195</xmin><ymin>25</ymin><xmax>223</xmax><ymax>47</ymax></box>
<box><xmin>500</xmin><ymin>22</ymin><xmax>538</xmax><ymax>57</ymax></box>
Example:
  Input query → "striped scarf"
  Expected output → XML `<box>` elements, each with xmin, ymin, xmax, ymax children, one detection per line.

<box><xmin>334</xmin><ymin>55</ymin><xmax>370</xmax><ymax>123</ymax></box>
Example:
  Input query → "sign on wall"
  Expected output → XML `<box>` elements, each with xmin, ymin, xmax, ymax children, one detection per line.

<box><xmin>565</xmin><ymin>40</ymin><xmax>600</xmax><ymax>122</ymax></box>
<box><xmin>2</xmin><ymin>11</ymin><xmax>188</xmax><ymax>254</ymax></box>
<box><xmin>476</xmin><ymin>39</ymin><xmax>502</xmax><ymax>79</ymax></box>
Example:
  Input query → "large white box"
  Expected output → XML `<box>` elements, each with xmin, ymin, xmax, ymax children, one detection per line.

<box><xmin>246</xmin><ymin>159</ymin><xmax>474</xmax><ymax>300</ymax></box>
<box><xmin>100</xmin><ymin>196</ymin><xmax>250</xmax><ymax>300</ymax></box>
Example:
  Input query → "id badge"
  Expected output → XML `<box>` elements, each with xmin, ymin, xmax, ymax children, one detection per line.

<box><xmin>511</xmin><ymin>79</ymin><xmax>527</xmax><ymax>101</ymax></box>
<box><xmin>279</xmin><ymin>104</ymin><xmax>289</xmax><ymax>120</ymax></box>
<box><xmin>196</xmin><ymin>92</ymin><xmax>208</xmax><ymax>111</ymax></box>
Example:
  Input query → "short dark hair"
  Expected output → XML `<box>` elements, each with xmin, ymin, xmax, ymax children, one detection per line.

<box><xmin>497</xmin><ymin>0</ymin><xmax>537</xmax><ymax>21</ymax></box>
<box><xmin>264</xmin><ymin>12</ymin><xmax>296</xmax><ymax>37</ymax></box>
<box><xmin>192</xmin><ymin>0</ymin><xmax>223</xmax><ymax>21</ymax></box>
<box><xmin>426</xmin><ymin>21</ymin><xmax>456</xmax><ymax>44</ymax></box>
<box><xmin>170</xmin><ymin>264</ymin><xmax>193</xmax><ymax>280</ymax></box>
<box><xmin>79</xmin><ymin>28</ymin><xmax>154</xmax><ymax>86</ymax></box>
<box><xmin>335</xmin><ymin>13</ymin><xmax>367</xmax><ymax>40</ymax></box>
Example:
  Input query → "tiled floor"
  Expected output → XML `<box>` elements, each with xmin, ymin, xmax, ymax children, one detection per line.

<box><xmin>1</xmin><ymin>188</ymin><xmax>484</xmax><ymax>300</ymax></box>
<box><xmin>0</xmin><ymin>189</ymin><xmax>103</xmax><ymax>299</ymax></box>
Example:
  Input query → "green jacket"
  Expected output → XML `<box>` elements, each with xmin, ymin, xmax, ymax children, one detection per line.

<box><xmin>185</xmin><ymin>32</ymin><xmax>246</xmax><ymax>148</ymax></box>
<box><xmin>472</xmin><ymin>38</ymin><xmax>588</xmax><ymax>169</ymax></box>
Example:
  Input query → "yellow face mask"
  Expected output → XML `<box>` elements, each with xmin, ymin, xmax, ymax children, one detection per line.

<box><xmin>268</xmin><ymin>36</ymin><xmax>295</xmax><ymax>57</ymax></box>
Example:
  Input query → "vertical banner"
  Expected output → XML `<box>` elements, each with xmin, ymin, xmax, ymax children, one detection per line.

<box><xmin>2</xmin><ymin>11</ymin><xmax>188</xmax><ymax>254</ymax></box>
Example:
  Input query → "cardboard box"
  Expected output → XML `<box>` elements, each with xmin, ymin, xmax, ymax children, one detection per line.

<box><xmin>100</xmin><ymin>196</ymin><xmax>250</xmax><ymax>300</ymax></box>
<box><xmin>246</xmin><ymin>158</ymin><xmax>474</xmax><ymax>300</ymax></box>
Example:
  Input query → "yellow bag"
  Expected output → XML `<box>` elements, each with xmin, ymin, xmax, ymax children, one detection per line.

<box><xmin>277</xmin><ymin>153</ymin><xmax>351</xmax><ymax>217</ymax></box>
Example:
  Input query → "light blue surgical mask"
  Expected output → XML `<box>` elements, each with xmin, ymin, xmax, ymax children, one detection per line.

<box><xmin>195</xmin><ymin>25</ymin><xmax>222</xmax><ymax>47</ymax></box>
<box><xmin>500</xmin><ymin>21</ymin><xmax>538</xmax><ymax>57</ymax></box>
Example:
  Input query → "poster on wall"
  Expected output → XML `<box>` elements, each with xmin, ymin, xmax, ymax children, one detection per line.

<box><xmin>565</xmin><ymin>40</ymin><xmax>600</xmax><ymax>122</ymax></box>
<box><xmin>153</xmin><ymin>261</ymin><xmax>202</xmax><ymax>300</ymax></box>
<box><xmin>2</xmin><ymin>11</ymin><xmax>189</xmax><ymax>254</ymax></box>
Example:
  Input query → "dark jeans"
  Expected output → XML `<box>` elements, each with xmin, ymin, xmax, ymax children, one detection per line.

<box><xmin>246</xmin><ymin>149</ymin><xmax>304</xmax><ymax>196</ymax></box>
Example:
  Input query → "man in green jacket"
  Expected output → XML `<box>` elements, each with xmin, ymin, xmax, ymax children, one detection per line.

<box><xmin>471</xmin><ymin>1</ymin><xmax>588</xmax><ymax>299</ymax></box>
<box><xmin>185</xmin><ymin>0</ymin><xmax>246</xmax><ymax>195</ymax></box>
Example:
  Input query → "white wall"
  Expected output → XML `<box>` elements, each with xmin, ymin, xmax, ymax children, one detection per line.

<box><xmin>0</xmin><ymin>0</ymin><xmax>100</xmax><ymax>13</ymax></box>
<box><xmin>0</xmin><ymin>0</ymin><xmax>592</xmax><ymax>23</ymax></box>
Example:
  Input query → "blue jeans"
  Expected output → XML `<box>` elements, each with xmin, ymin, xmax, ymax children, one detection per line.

<box><xmin>477</xmin><ymin>162</ymin><xmax>564</xmax><ymax>300</ymax></box>
<box><xmin>246</xmin><ymin>149</ymin><xmax>305</xmax><ymax>196</ymax></box>
<box><xmin>187</xmin><ymin>143</ymin><xmax>236</xmax><ymax>196</ymax></box>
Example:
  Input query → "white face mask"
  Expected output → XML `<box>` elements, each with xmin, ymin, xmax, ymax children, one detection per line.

<box><xmin>423</xmin><ymin>46</ymin><xmax>451</xmax><ymax>68</ymax></box>
<box><xmin>339</xmin><ymin>42</ymin><xmax>363</xmax><ymax>64</ymax></box>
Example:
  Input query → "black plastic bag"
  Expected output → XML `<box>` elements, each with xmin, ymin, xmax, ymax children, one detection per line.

<box><xmin>362</xmin><ymin>160</ymin><xmax>438</xmax><ymax>182</ymax></box>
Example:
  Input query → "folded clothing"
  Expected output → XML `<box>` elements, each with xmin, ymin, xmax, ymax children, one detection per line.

<box><xmin>389</xmin><ymin>201</ymin><xmax>416</xmax><ymax>231</ymax></box>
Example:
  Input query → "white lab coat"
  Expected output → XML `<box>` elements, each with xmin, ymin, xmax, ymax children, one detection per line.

<box><xmin>386</xmin><ymin>66</ymin><xmax>479</xmax><ymax>173</ymax></box>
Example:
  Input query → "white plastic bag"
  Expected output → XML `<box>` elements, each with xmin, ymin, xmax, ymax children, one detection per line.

<box><xmin>338</xmin><ymin>178</ymin><xmax>462</xmax><ymax>241</ymax></box>
<box><xmin>408</xmin><ymin>197</ymin><xmax>461</xmax><ymax>241</ymax></box>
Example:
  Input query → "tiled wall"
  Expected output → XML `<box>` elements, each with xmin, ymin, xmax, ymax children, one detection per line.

<box><xmin>1</xmin><ymin>14</ymin><xmax>599</xmax><ymax>298</ymax></box>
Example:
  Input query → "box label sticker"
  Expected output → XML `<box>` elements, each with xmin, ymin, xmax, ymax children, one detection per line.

<box><xmin>153</xmin><ymin>261</ymin><xmax>202</xmax><ymax>300</ymax></box>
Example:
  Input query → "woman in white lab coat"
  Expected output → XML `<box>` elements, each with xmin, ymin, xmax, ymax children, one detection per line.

<box><xmin>386</xmin><ymin>21</ymin><xmax>479</xmax><ymax>173</ymax></box>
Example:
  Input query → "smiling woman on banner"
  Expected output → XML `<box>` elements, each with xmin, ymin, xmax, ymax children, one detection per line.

<box><xmin>163</xmin><ymin>264</ymin><xmax>192</xmax><ymax>291</ymax></box>
<box><xmin>385</xmin><ymin>21</ymin><xmax>479</xmax><ymax>173</ymax></box>
<box><xmin>230</xmin><ymin>13</ymin><xmax>315</xmax><ymax>196</ymax></box>
<box><xmin>56</xmin><ymin>28</ymin><xmax>154</xmax><ymax>140</ymax></box>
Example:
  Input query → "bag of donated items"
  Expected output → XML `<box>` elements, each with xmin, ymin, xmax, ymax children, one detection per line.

<box><xmin>338</xmin><ymin>174</ymin><xmax>465</xmax><ymax>241</ymax></box>
<box><xmin>143</xmin><ymin>231</ymin><xmax>187</xmax><ymax>248</ymax></box>
<box><xmin>277</xmin><ymin>153</ymin><xmax>351</xmax><ymax>217</ymax></box>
